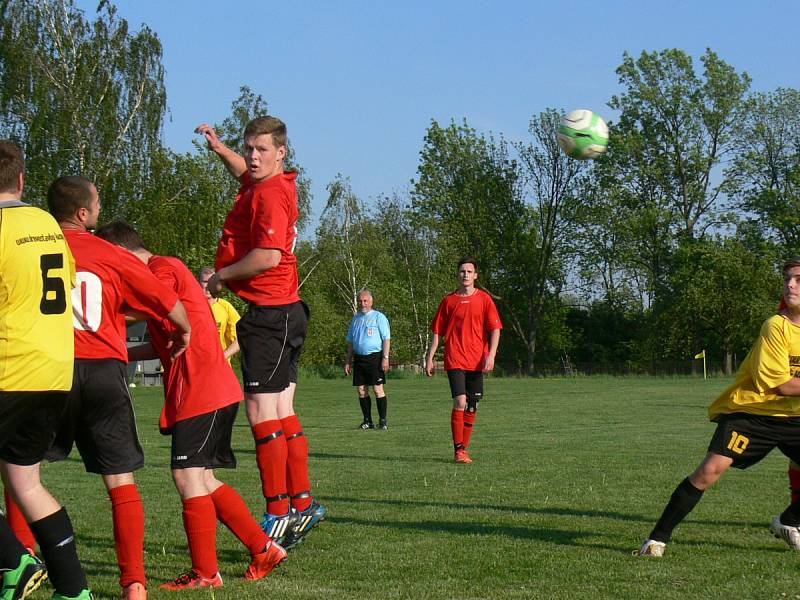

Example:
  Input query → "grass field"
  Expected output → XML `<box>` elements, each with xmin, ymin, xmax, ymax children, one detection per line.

<box><xmin>26</xmin><ymin>375</ymin><xmax>800</xmax><ymax>599</ymax></box>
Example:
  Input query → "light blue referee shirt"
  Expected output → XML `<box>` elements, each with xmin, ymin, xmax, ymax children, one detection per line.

<box><xmin>346</xmin><ymin>310</ymin><xmax>391</xmax><ymax>355</ymax></box>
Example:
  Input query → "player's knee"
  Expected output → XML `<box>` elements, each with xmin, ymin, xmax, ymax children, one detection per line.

<box><xmin>453</xmin><ymin>395</ymin><xmax>467</xmax><ymax>409</ymax></box>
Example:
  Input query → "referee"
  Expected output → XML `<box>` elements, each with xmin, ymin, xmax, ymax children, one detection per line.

<box><xmin>344</xmin><ymin>289</ymin><xmax>391</xmax><ymax>430</ymax></box>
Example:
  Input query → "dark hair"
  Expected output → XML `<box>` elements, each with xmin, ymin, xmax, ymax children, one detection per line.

<box><xmin>94</xmin><ymin>220</ymin><xmax>147</xmax><ymax>252</ymax></box>
<box><xmin>783</xmin><ymin>257</ymin><xmax>800</xmax><ymax>275</ymax></box>
<box><xmin>198</xmin><ymin>266</ymin><xmax>215</xmax><ymax>280</ymax></box>
<box><xmin>47</xmin><ymin>176</ymin><xmax>94</xmax><ymax>221</ymax></box>
<box><xmin>457</xmin><ymin>256</ymin><xmax>479</xmax><ymax>272</ymax></box>
<box><xmin>244</xmin><ymin>116</ymin><xmax>287</xmax><ymax>149</ymax></box>
<box><xmin>0</xmin><ymin>140</ymin><xmax>24</xmax><ymax>193</ymax></box>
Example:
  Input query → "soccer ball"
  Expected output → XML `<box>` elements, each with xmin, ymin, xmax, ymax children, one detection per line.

<box><xmin>556</xmin><ymin>109</ymin><xmax>609</xmax><ymax>160</ymax></box>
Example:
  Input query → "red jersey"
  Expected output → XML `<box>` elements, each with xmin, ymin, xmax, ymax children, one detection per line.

<box><xmin>145</xmin><ymin>255</ymin><xmax>242</xmax><ymax>431</ymax></box>
<box><xmin>215</xmin><ymin>171</ymin><xmax>300</xmax><ymax>306</ymax></box>
<box><xmin>431</xmin><ymin>289</ymin><xmax>503</xmax><ymax>371</ymax></box>
<box><xmin>64</xmin><ymin>229</ymin><xmax>178</xmax><ymax>362</ymax></box>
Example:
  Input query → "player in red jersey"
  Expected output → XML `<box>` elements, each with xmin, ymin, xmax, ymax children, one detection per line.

<box><xmin>39</xmin><ymin>176</ymin><xmax>191</xmax><ymax>600</ymax></box>
<box><xmin>95</xmin><ymin>221</ymin><xmax>287</xmax><ymax>590</ymax></box>
<box><xmin>195</xmin><ymin>117</ymin><xmax>326</xmax><ymax>549</ymax></box>
<box><xmin>425</xmin><ymin>257</ymin><xmax>502</xmax><ymax>464</ymax></box>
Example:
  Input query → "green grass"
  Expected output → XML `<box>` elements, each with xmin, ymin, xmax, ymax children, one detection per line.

<box><xmin>29</xmin><ymin>375</ymin><xmax>800</xmax><ymax>599</ymax></box>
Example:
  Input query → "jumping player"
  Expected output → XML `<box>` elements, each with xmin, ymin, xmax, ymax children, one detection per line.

<box><xmin>344</xmin><ymin>289</ymin><xmax>391</xmax><ymax>430</ymax></box>
<box><xmin>639</xmin><ymin>256</ymin><xmax>800</xmax><ymax>556</ymax></box>
<box><xmin>96</xmin><ymin>221</ymin><xmax>287</xmax><ymax>590</ymax></box>
<box><xmin>0</xmin><ymin>140</ymin><xmax>93</xmax><ymax>600</ymax></box>
<box><xmin>195</xmin><ymin>117</ymin><xmax>326</xmax><ymax>549</ymax></box>
<box><xmin>425</xmin><ymin>257</ymin><xmax>502</xmax><ymax>464</ymax></box>
<box><xmin>40</xmin><ymin>175</ymin><xmax>192</xmax><ymax>600</ymax></box>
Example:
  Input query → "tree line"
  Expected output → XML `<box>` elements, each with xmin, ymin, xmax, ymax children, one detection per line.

<box><xmin>2</xmin><ymin>0</ymin><xmax>797</xmax><ymax>375</ymax></box>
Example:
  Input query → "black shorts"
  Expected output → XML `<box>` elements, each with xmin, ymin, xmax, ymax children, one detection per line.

<box><xmin>708</xmin><ymin>413</ymin><xmax>800</xmax><ymax>469</ymax></box>
<box><xmin>46</xmin><ymin>359</ymin><xmax>144</xmax><ymax>475</ymax></box>
<box><xmin>170</xmin><ymin>402</ymin><xmax>239</xmax><ymax>470</ymax></box>
<box><xmin>237</xmin><ymin>301</ymin><xmax>308</xmax><ymax>394</ymax></box>
<box><xmin>0</xmin><ymin>391</ymin><xmax>68</xmax><ymax>466</ymax></box>
<box><xmin>352</xmin><ymin>352</ymin><xmax>386</xmax><ymax>387</ymax></box>
<box><xmin>446</xmin><ymin>370</ymin><xmax>484</xmax><ymax>400</ymax></box>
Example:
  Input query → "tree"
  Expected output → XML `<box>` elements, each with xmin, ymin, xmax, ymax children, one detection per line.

<box><xmin>0</xmin><ymin>0</ymin><xmax>166</xmax><ymax>213</ymax></box>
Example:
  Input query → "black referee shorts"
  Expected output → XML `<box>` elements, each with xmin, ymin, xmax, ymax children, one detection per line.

<box><xmin>46</xmin><ymin>359</ymin><xmax>144</xmax><ymax>475</ymax></box>
<box><xmin>708</xmin><ymin>412</ymin><xmax>800</xmax><ymax>469</ymax></box>
<box><xmin>237</xmin><ymin>300</ymin><xmax>308</xmax><ymax>394</ymax></box>
<box><xmin>352</xmin><ymin>352</ymin><xmax>386</xmax><ymax>386</ymax></box>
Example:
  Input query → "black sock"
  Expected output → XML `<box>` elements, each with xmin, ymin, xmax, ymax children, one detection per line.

<box><xmin>376</xmin><ymin>396</ymin><xmax>387</xmax><ymax>421</ymax></box>
<box><xmin>29</xmin><ymin>507</ymin><xmax>87</xmax><ymax>596</ymax></box>
<box><xmin>359</xmin><ymin>395</ymin><xmax>372</xmax><ymax>422</ymax></box>
<box><xmin>648</xmin><ymin>477</ymin><xmax>704</xmax><ymax>542</ymax></box>
<box><xmin>780</xmin><ymin>499</ymin><xmax>800</xmax><ymax>526</ymax></box>
<box><xmin>0</xmin><ymin>513</ymin><xmax>27</xmax><ymax>568</ymax></box>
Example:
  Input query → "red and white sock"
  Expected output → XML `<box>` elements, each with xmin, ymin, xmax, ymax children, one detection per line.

<box><xmin>252</xmin><ymin>420</ymin><xmax>289</xmax><ymax>515</ymax></box>
<box><xmin>109</xmin><ymin>484</ymin><xmax>146</xmax><ymax>588</ymax></box>
<box><xmin>281</xmin><ymin>414</ymin><xmax>312</xmax><ymax>512</ymax></box>
<box><xmin>182</xmin><ymin>495</ymin><xmax>218</xmax><ymax>579</ymax></box>
<box><xmin>451</xmin><ymin>409</ymin><xmax>464</xmax><ymax>450</ymax></box>
<box><xmin>211</xmin><ymin>484</ymin><xmax>269</xmax><ymax>555</ymax></box>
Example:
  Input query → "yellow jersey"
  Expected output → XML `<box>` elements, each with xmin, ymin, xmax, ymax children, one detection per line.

<box><xmin>0</xmin><ymin>202</ymin><xmax>75</xmax><ymax>391</ymax></box>
<box><xmin>709</xmin><ymin>315</ymin><xmax>800</xmax><ymax>420</ymax></box>
<box><xmin>210</xmin><ymin>298</ymin><xmax>240</xmax><ymax>362</ymax></box>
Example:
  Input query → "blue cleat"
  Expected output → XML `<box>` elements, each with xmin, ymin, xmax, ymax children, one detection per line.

<box><xmin>260</xmin><ymin>512</ymin><xmax>295</xmax><ymax>546</ymax></box>
<box><xmin>282</xmin><ymin>500</ymin><xmax>327</xmax><ymax>551</ymax></box>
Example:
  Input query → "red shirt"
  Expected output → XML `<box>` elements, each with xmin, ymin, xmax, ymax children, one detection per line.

<box><xmin>431</xmin><ymin>289</ymin><xmax>503</xmax><ymax>371</ymax></box>
<box><xmin>216</xmin><ymin>171</ymin><xmax>300</xmax><ymax>305</ymax></box>
<box><xmin>64</xmin><ymin>229</ymin><xmax>178</xmax><ymax>361</ymax></box>
<box><xmin>145</xmin><ymin>255</ymin><xmax>242</xmax><ymax>431</ymax></box>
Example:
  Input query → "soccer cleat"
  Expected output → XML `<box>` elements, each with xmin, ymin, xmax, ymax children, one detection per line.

<box><xmin>378</xmin><ymin>420</ymin><xmax>388</xmax><ymax>430</ymax></box>
<box><xmin>122</xmin><ymin>581</ymin><xmax>147</xmax><ymax>600</ymax></box>
<box><xmin>358</xmin><ymin>421</ymin><xmax>374</xmax><ymax>430</ymax></box>
<box><xmin>51</xmin><ymin>590</ymin><xmax>94</xmax><ymax>600</ymax></box>
<box><xmin>454</xmin><ymin>449</ymin><xmax>472</xmax><ymax>464</ymax></box>
<box><xmin>282</xmin><ymin>500</ymin><xmax>327</xmax><ymax>551</ymax></box>
<box><xmin>770</xmin><ymin>515</ymin><xmax>800</xmax><ymax>550</ymax></box>
<box><xmin>637</xmin><ymin>539</ymin><xmax>666</xmax><ymax>557</ymax></box>
<box><xmin>1</xmin><ymin>552</ymin><xmax>47</xmax><ymax>600</ymax></box>
<box><xmin>244</xmin><ymin>541</ymin><xmax>287</xmax><ymax>580</ymax></box>
<box><xmin>261</xmin><ymin>512</ymin><xmax>296</xmax><ymax>546</ymax></box>
<box><xmin>158</xmin><ymin>570</ymin><xmax>222</xmax><ymax>591</ymax></box>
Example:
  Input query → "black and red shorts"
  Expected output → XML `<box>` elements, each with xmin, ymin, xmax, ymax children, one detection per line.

<box><xmin>708</xmin><ymin>412</ymin><xmax>800</xmax><ymax>468</ymax></box>
<box><xmin>0</xmin><ymin>390</ymin><xmax>68</xmax><ymax>466</ymax></box>
<box><xmin>46</xmin><ymin>359</ymin><xmax>144</xmax><ymax>475</ymax></box>
<box><xmin>352</xmin><ymin>352</ymin><xmax>385</xmax><ymax>387</ymax></box>
<box><xmin>170</xmin><ymin>402</ymin><xmax>239</xmax><ymax>470</ymax></box>
<box><xmin>237</xmin><ymin>300</ymin><xmax>308</xmax><ymax>394</ymax></box>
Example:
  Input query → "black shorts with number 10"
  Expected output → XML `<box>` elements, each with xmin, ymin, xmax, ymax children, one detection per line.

<box><xmin>708</xmin><ymin>412</ymin><xmax>800</xmax><ymax>468</ymax></box>
<box><xmin>237</xmin><ymin>300</ymin><xmax>309</xmax><ymax>394</ymax></box>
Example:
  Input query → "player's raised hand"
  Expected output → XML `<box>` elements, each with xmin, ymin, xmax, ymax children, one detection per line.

<box><xmin>195</xmin><ymin>123</ymin><xmax>224</xmax><ymax>152</ymax></box>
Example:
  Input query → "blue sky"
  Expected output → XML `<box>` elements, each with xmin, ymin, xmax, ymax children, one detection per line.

<box><xmin>77</xmin><ymin>0</ymin><xmax>800</xmax><ymax>234</ymax></box>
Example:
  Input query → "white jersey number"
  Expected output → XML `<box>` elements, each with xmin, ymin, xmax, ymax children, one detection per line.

<box><xmin>72</xmin><ymin>271</ymin><xmax>103</xmax><ymax>332</ymax></box>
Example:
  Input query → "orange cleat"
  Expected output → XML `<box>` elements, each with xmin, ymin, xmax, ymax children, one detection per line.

<box><xmin>454</xmin><ymin>449</ymin><xmax>472</xmax><ymax>464</ymax></box>
<box><xmin>159</xmin><ymin>570</ymin><xmax>222</xmax><ymax>591</ymax></box>
<box><xmin>244</xmin><ymin>541</ymin><xmax>287</xmax><ymax>581</ymax></box>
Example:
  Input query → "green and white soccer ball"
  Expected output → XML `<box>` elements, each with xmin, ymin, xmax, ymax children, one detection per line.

<box><xmin>556</xmin><ymin>109</ymin><xmax>609</xmax><ymax>160</ymax></box>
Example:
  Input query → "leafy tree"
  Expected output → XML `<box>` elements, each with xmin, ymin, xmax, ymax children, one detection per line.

<box><xmin>0</xmin><ymin>0</ymin><xmax>166</xmax><ymax>212</ymax></box>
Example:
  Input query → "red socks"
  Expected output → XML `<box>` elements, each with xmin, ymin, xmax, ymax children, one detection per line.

<box><xmin>281</xmin><ymin>414</ymin><xmax>312</xmax><ymax>512</ymax></box>
<box><xmin>252</xmin><ymin>420</ymin><xmax>289</xmax><ymax>515</ymax></box>
<box><xmin>108</xmin><ymin>484</ymin><xmax>146</xmax><ymax>588</ymax></box>
<box><xmin>4</xmin><ymin>489</ymin><xmax>35</xmax><ymax>552</ymax></box>
<box><xmin>462</xmin><ymin>410</ymin><xmax>477</xmax><ymax>449</ymax></box>
<box><xmin>182</xmin><ymin>496</ymin><xmax>218</xmax><ymax>579</ymax></box>
<box><xmin>789</xmin><ymin>465</ymin><xmax>800</xmax><ymax>504</ymax></box>
<box><xmin>210</xmin><ymin>484</ymin><xmax>269</xmax><ymax>556</ymax></box>
<box><xmin>451</xmin><ymin>409</ymin><xmax>464</xmax><ymax>449</ymax></box>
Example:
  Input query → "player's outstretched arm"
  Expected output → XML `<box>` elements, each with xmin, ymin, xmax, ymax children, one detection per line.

<box><xmin>209</xmin><ymin>248</ymin><xmax>280</xmax><ymax>295</ymax></box>
<box><xmin>195</xmin><ymin>123</ymin><xmax>247</xmax><ymax>179</ymax></box>
<box><xmin>165</xmin><ymin>300</ymin><xmax>192</xmax><ymax>358</ymax></box>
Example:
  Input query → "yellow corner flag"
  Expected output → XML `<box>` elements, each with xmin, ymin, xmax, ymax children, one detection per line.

<box><xmin>694</xmin><ymin>350</ymin><xmax>705</xmax><ymax>359</ymax></box>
